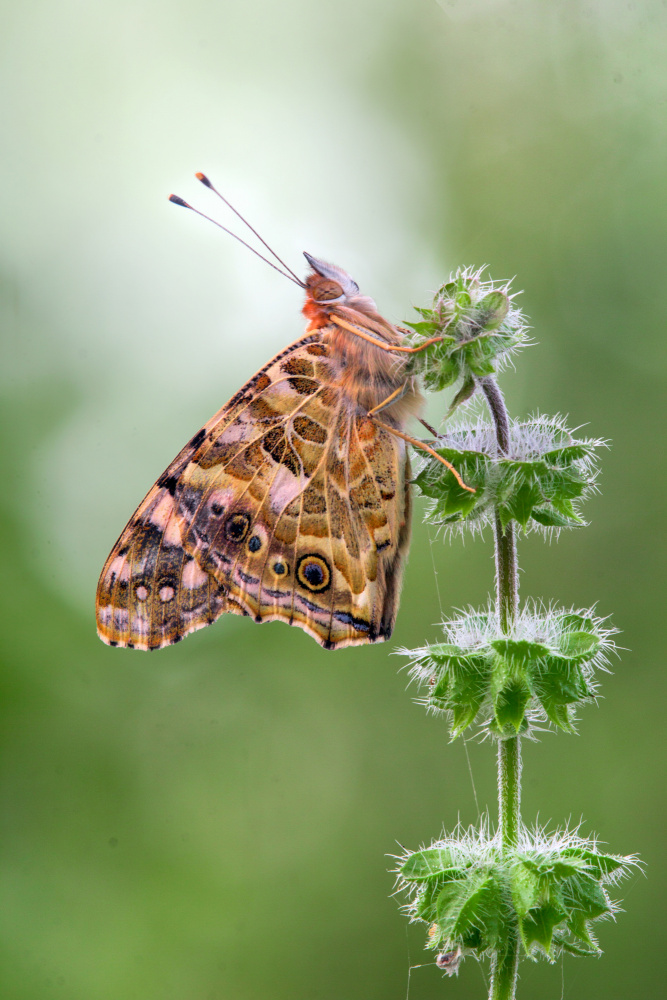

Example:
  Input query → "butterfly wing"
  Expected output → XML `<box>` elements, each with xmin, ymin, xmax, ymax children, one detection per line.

<box><xmin>95</xmin><ymin>483</ymin><xmax>242</xmax><ymax>649</ymax></box>
<box><xmin>96</xmin><ymin>333</ymin><xmax>411</xmax><ymax>650</ymax></box>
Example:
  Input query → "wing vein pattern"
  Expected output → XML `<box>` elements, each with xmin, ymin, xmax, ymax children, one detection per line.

<box><xmin>96</xmin><ymin>330</ymin><xmax>412</xmax><ymax>650</ymax></box>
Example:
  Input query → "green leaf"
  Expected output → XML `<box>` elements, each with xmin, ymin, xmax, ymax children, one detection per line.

<box><xmin>494</xmin><ymin>681</ymin><xmax>532</xmax><ymax>731</ymax></box>
<box><xmin>475</xmin><ymin>290</ymin><xmax>510</xmax><ymax>331</ymax></box>
<box><xmin>557</xmin><ymin>631</ymin><xmax>599</xmax><ymax>659</ymax></box>
<box><xmin>543</xmin><ymin>444</ymin><xmax>592</xmax><ymax>464</ymax></box>
<box><xmin>520</xmin><ymin>903</ymin><xmax>567</xmax><ymax>954</ymax></box>
<box><xmin>488</xmin><ymin>716</ymin><xmax>530</xmax><ymax>738</ymax></box>
<box><xmin>531</xmin><ymin>505</ymin><xmax>581</xmax><ymax>527</ymax></box>
<box><xmin>423</xmin><ymin>358</ymin><xmax>460</xmax><ymax>391</ymax></box>
<box><xmin>517</xmin><ymin>855</ymin><xmax>587</xmax><ymax>881</ymax></box>
<box><xmin>460</xmin><ymin>925</ymin><xmax>484</xmax><ymax>950</ymax></box>
<box><xmin>561</xmin><ymin>849</ymin><xmax>629</xmax><ymax>878</ymax></box>
<box><xmin>403</xmin><ymin>320</ymin><xmax>438</xmax><ymax>336</ymax></box>
<box><xmin>466</xmin><ymin>355</ymin><xmax>496</xmax><ymax>377</ymax></box>
<box><xmin>563</xmin><ymin>874</ymin><xmax>610</xmax><ymax>920</ymax></box>
<box><xmin>431</xmin><ymin>673</ymin><xmax>452</xmax><ymax>700</ymax></box>
<box><xmin>445</xmin><ymin>374</ymin><xmax>477</xmax><ymax>418</ymax></box>
<box><xmin>538</xmin><ymin>698</ymin><xmax>574</xmax><ymax>731</ymax></box>
<box><xmin>491</xmin><ymin>638</ymin><xmax>549</xmax><ymax>665</ymax></box>
<box><xmin>415</xmin><ymin>453</ymin><xmax>481</xmax><ymax>518</ymax></box>
<box><xmin>554</xmin><ymin>482</ymin><xmax>587</xmax><ymax>506</ymax></box>
<box><xmin>414</xmin><ymin>878</ymin><xmax>446</xmax><ymax>922</ymax></box>
<box><xmin>535</xmin><ymin>660</ymin><xmax>591</xmax><ymax>706</ymax></box>
<box><xmin>444</xmin><ymin>660</ymin><xmax>493</xmax><ymax>732</ymax></box>
<box><xmin>435</xmin><ymin>879</ymin><xmax>468</xmax><ymax>922</ymax></box>
<box><xmin>448</xmin><ymin>684</ymin><xmax>487</xmax><ymax>735</ymax></box>
<box><xmin>442</xmin><ymin>481</ymin><xmax>480</xmax><ymax>518</ymax></box>
<box><xmin>552</xmin><ymin>927</ymin><xmax>600</xmax><ymax>957</ymax></box>
<box><xmin>465</xmin><ymin>335</ymin><xmax>497</xmax><ymax>362</ymax></box>
<box><xmin>552</xmin><ymin>495</ymin><xmax>584</xmax><ymax>517</ymax></box>
<box><xmin>436</xmin><ymin>872</ymin><xmax>502</xmax><ymax>948</ymax></box>
<box><xmin>401</xmin><ymin>848</ymin><xmax>459</xmax><ymax>880</ymax></box>
<box><xmin>496</xmin><ymin>503</ymin><xmax>514</xmax><ymax>532</ymax></box>
<box><xmin>549</xmin><ymin>858</ymin><xmax>589</xmax><ymax>879</ymax></box>
<box><xmin>419</xmin><ymin>642</ymin><xmax>468</xmax><ymax>664</ymax></box>
<box><xmin>450</xmin><ymin>702</ymin><xmax>481</xmax><ymax>735</ymax></box>
<box><xmin>511</xmin><ymin>863</ymin><xmax>542</xmax><ymax>917</ymax></box>
<box><xmin>559</xmin><ymin>612</ymin><xmax>596</xmax><ymax>633</ymax></box>
<box><xmin>435</xmin><ymin>512</ymin><xmax>466</xmax><ymax>526</ymax></box>
<box><xmin>504</xmin><ymin>482</ymin><xmax>544</xmax><ymax>529</ymax></box>
<box><xmin>567</xmin><ymin>909</ymin><xmax>595</xmax><ymax>939</ymax></box>
<box><xmin>457</xmin><ymin>877</ymin><xmax>503</xmax><ymax>947</ymax></box>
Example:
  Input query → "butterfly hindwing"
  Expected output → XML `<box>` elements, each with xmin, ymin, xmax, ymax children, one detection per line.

<box><xmin>96</xmin><ymin>332</ymin><xmax>411</xmax><ymax>649</ymax></box>
<box><xmin>172</xmin><ymin>337</ymin><xmax>410</xmax><ymax>647</ymax></box>
<box><xmin>95</xmin><ymin>485</ymin><xmax>243</xmax><ymax>649</ymax></box>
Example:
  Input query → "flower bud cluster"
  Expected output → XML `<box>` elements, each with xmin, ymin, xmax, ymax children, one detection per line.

<box><xmin>404</xmin><ymin>267</ymin><xmax>530</xmax><ymax>391</ymax></box>
<box><xmin>415</xmin><ymin>415</ymin><xmax>604</xmax><ymax>536</ymax></box>
<box><xmin>397</xmin><ymin>822</ymin><xmax>638</xmax><ymax>969</ymax></box>
<box><xmin>401</xmin><ymin>602</ymin><xmax>615</xmax><ymax>737</ymax></box>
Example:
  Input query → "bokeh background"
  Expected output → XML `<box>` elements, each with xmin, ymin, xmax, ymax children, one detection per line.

<box><xmin>1</xmin><ymin>1</ymin><xmax>665</xmax><ymax>998</ymax></box>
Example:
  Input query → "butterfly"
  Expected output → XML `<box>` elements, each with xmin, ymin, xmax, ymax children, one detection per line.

<box><xmin>96</xmin><ymin>175</ymin><xmax>469</xmax><ymax>651</ymax></box>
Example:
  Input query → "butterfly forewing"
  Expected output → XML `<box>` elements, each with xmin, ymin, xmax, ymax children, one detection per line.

<box><xmin>96</xmin><ymin>332</ymin><xmax>411</xmax><ymax>650</ymax></box>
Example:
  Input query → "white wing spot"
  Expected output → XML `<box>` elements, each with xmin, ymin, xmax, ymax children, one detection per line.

<box><xmin>182</xmin><ymin>559</ymin><xmax>209</xmax><ymax>589</ymax></box>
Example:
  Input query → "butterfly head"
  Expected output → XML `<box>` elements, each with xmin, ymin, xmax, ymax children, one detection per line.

<box><xmin>302</xmin><ymin>252</ymin><xmax>379</xmax><ymax>328</ymax></box>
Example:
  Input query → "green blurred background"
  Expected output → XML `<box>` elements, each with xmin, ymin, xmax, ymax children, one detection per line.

<box><xmin>1</xmin><ymin>1</ymin><xmax>665</xmax><ymax>997</ymax></box>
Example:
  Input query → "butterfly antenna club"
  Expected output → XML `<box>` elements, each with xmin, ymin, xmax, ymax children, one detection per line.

<box><xmin>195</xmin><ymin>172</ymin><xmax>304</xmax><ymax>285</ymax></box>
<box><xmin>168</xmin><ymin>191</ymin><xmax>303</xmax><ymax>286</ymax></box>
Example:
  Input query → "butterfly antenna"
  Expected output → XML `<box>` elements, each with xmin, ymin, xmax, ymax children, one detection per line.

<box><xmin>195</xmin><ymin>172</ymin><xmax>304</xmax><ymax>285</ymax></box>
<box><xmin>168</xmin><ymin>194</ymin><xmax>304</xmax><ymax>287</ymax></box>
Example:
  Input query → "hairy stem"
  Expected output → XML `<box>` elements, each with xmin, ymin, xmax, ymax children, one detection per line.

<box><xmin>494</xmin><ymin>513</ymin><xmax>518</xmax><ymax>634</ymax></box>
<box><xmin>481</xmin><ymin>376</ymin><xmax>521</xmax><ymax>1000</ymax></box>
<box><xmin>497</xmin><ymin>736</ymin><xmax>521</xmax><ymax>849</ymax></box>
<box><xmin>479</xmin><ymin>376</ymin><xmax>511</xmax><ymax>452</ymax></box>
<box><xmin>480</xmin><ymin>377</ymin><xmax>518</xmax><ymax>630</ymax></box>
<box><xmin>489</xmin><ymin>938</ymin><xmax>521</xmax><ymax>1000</ymax></box>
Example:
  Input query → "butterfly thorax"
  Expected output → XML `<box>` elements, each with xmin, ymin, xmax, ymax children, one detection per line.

<box><xmin>303</xmin><ymin>266</ymin><xmax>422</xmax><ymax>421</ymax></box>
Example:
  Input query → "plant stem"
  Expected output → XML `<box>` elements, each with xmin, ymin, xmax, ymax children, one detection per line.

<box><xmin>481</xmin><ymin>376</ymin><xmax>522</xmax><ymax>846</ymax></box>
<box><xmin>494</xmin><ymin>512</ymin><xmax>518</xmax><ymax>634</ymax></box>
<box><xmin>491</xmin><ymin>743</ymin><xmax>521</xmax><ymax>998</ymax></box>
<box><xmin>481</xmin><ymin>376</ymin><xmax>521</xmax><ymax>1000</ymax></box>
<box><xmin>479</xmin><ymin>376</ymin><xmax>511</xmax><ymax>452</ymax></box>
<box><xmin>497</xmin><ymin>736</ymin><xmax>521</xmax><ymax>848</ymax></box>
<box><xmin>479</xmin><ymin>377</ymin><xmax>518</xmax><ymax>630</ymax></box>
<box><xmin>489</xmin><ymin>937</ymin><xmax>521</xmax><ymax>1000</ymax></box>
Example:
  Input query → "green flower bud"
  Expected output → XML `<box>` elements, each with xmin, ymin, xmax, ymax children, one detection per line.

<box><xmin>404</xmin><ymin>267</ymin><xmax>530</xmax><ymax>388</ymax></box>
<box><xmin>399</xmin><ymin>602</ymin><xmax>616</xmax><ymax>737</ymax></box>
<box><xmin>396</xmin><ymin>823</ymin><xmax>639</xmax><ymax>969</ymax></box>
<box><xmin>414</xmin><ymin>415</ymin><xmax>605</xmax><ymax>535</ymax></box>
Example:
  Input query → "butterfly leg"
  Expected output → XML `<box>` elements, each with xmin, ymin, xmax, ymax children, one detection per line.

<box><xmin>330</xmin><ymin>314</ymin><xmax>445</xmax><ymax>354</ymax></box>
<box><xmin>369</xmin><ymin>411</ymin><xmax>476</xmax><ymax>494</ymax></box>
<box><xmin>367</xmin><ymin>384</ymin><xmax>446</xmax><ymax>439</ymax></box>
<box><xmin>366</xmin><ymin>382</ymin><xmax>409</xmax><ymax>417</ymax></box>
<box><xmin>368</xmin><ymin>386</ymin><xmax>462</xmax><ymax>476</ymax></box>
<box><xmin>419</xmin><ymin>417</ymin><xmax>439</xmax><ymax>436</ymax></box>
